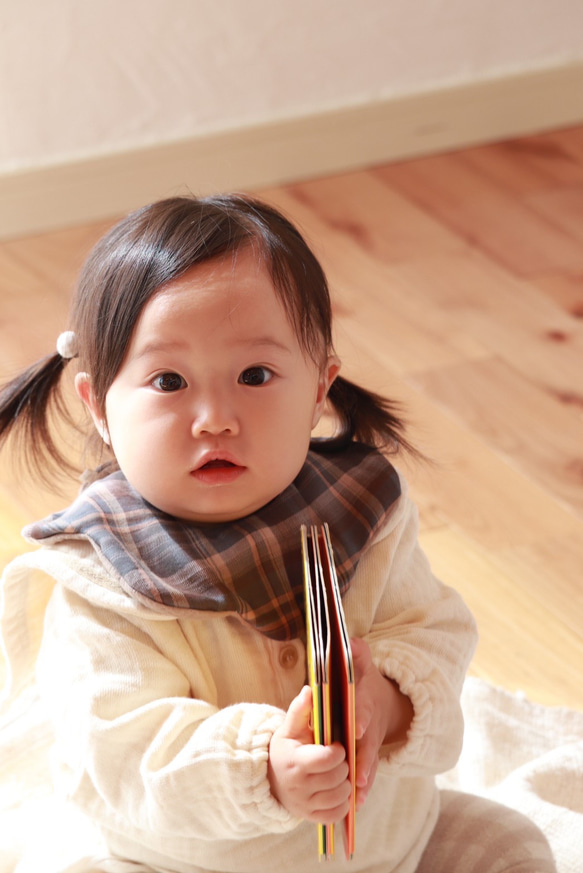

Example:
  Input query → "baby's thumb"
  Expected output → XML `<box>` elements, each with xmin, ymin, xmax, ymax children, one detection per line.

<box><xmin>283</xmin><ymin>685</ymin><xmax>314</xmax><ymax>742</ymax></box>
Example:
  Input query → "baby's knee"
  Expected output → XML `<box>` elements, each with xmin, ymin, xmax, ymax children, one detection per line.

<box><xmin>418</xmin><ymin>790</ymin><xmax>556</xmax><ymax>872</ymax></box>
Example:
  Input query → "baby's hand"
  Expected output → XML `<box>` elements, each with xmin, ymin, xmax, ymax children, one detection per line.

<box><xmin>268</xmin><ymin>685</ymin><xmax>352</xmax><ymax>823</ymax></box>
<box><xmin>351</xmin><ymin>637</ymin><xmax>413</xmax><ymax>811</ymax></box>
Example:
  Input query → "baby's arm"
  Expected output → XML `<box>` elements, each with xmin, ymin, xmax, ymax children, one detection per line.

<box><xmin>37</xmin><ymin>582</ymin><xmax>299</xmax><ymax>842</ymax></box>
<box><xmin>343</xmin><ymin>479</ymin><xmax>478</xmax><ymax>788</ymax></box>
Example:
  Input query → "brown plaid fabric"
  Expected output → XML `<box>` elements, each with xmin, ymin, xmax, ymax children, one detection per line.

<box><xmin>24</xmin><ymin>443</ymin><xmax>401</xmax><ymax>641</ymax></box>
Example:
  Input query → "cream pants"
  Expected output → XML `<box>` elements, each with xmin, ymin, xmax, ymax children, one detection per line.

<box><xmin>61</xmin><ymin>791</ymin><xmax>557</xmax><ymax>873</ymax></box>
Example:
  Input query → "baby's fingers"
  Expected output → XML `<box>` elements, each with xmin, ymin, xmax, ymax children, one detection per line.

<box><xmin>355</xmin><ymin>695</ymin><xmax>374</xmax><ymax>741</ymax></box>
<box><xmin>355</xmin><ymin>734</ymin><xmax>381</xmax><ymax>811</ymax></box>
<box><xmin>350</xmin><ymin>637</ymin><xmax>373</xmax><ymax>681</ymax></box>
<box><xmin>306</xmin><ymin>777</ymin><xmax>353</xmax><ymax>824</ymax></box>
<box><xmin>295</xmin><ymin>740</ymin><xmax>346</xmax><ymax>774</ymax></box>
<box><xmin>355</xmin><ymin>739</ymin><xmax>377</xmax><ymax>786</ymax></box>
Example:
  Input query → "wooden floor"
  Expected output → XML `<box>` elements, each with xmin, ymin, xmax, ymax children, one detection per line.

<box><xmin>1</xmin><ymin>126</ymin><xmax>582</xmax><ymax>710</ymax></box>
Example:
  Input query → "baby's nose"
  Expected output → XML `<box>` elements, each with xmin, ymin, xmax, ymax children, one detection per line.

<box><xmin>191</xmin><ymin>396</ymin><xmax>240</xmax><ymax>437</ymax></box>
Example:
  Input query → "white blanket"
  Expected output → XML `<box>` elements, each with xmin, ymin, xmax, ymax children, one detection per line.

<box><xmin>1</xmin><ymin>678</ymin><xmax>582</xmax><ymax>872</ymax></box>
<box><xmin>438</xmin><ymin>679</ymin><xmax>583</xmax><ymax>873</ymax></box>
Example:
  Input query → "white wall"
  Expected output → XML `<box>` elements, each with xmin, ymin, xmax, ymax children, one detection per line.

<box><xmin>2</xmin><ymin>0</ymin><xmax>583</xmax><ymax>175</ymax></box>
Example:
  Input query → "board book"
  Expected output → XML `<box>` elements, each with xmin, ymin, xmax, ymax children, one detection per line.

<box><xmin>301</xmin><ymin>523</ymin><xmax>356</xmax><ymax>861</ymax></box>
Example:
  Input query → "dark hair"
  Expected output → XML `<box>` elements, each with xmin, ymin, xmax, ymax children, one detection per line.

<box><xmin>0</xmin><ymin>193</ymin><xmax>415</xmax><ymax>485</ymax></box>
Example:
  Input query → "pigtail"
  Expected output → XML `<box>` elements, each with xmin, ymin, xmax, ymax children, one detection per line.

<box><xmin>313</xmin><ymin>374</ymin><xmax>418</xmax><ymax>457</ymax></box>
<box><xmin>0</xmin><ymin>353</ymin><xmax>79</xmax><ymax>486</ymax></box>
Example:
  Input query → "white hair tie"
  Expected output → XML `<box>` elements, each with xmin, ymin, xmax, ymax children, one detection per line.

<box><xmin>56</xmin><ymin>331</ymin><xmax>78</xmax><ymax>360</ymax></box>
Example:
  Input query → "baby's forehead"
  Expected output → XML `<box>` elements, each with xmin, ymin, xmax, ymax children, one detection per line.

<box><xmin>153</xmin><ymin>247</ymin><xmax>274</xmax><ymax>299</ymax></box>
<box><xmin>126</xmin><ymin>254</ymin><xmax>303</xmax><ymax>357</ymax></box>
<box><xmin>152</xmin><ymin>258</ymin><xmax>279</xmax><ymax>312</ymax></box>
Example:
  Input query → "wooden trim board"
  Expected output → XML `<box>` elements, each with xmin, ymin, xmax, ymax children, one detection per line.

<box><xmin>2</xmin><ymin>61</ymin><xmax>583</xmax><ymax>240</ymax></box>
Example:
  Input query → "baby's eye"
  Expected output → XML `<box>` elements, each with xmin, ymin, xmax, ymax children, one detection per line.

<box><xmin>238</xmin><ymin>366</ymin><xmax>274</xmax><ymax>386</ymax></box>
<box><xmin>153</xmin><ymin>372</ymin><xmax>186</xmax><ymax>392</ymax></box>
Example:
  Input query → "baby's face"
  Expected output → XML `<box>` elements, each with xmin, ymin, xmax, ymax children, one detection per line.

<box><xmin>99</xmin><ymin>248</ymin><xmax>338</xmax><ymax>522</ymax></box>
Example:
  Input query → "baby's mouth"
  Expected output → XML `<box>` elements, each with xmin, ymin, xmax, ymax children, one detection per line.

<box><xmin>191</xmin><ymin>456</ymin><xmax>246</xmax><ymax>484</ymax></box>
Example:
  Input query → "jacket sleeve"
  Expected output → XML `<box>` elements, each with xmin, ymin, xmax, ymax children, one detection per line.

<box><xmin>37</xmin><ymin>581</ymin><xmax>297</xmax><ymax>842</ymax></box>
<box><xmin>344</xmin><ymin>480</ymin><xmax>478</xmax><ymax>777</ymax></box>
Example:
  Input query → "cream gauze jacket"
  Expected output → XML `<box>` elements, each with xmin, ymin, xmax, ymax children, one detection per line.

<box><xmin>0</xmin><ymin>474</ymin><xmax>477</xmax><ymax>873</ymax></box>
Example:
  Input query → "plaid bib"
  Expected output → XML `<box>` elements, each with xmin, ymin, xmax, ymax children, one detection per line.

<box><xmin>24</xmin><ymin>443</ymin><xmax>401</xmax><ymax>641</ymax></box>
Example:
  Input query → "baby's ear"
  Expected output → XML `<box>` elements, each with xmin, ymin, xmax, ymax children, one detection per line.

<box><xmin>312</xmin><ymin>355</ymin><xmax>341</xmax><ymax>429</ymax></box>
<box><xmin>75</xmin><ymin>373</ymin><xmax>110</xmax><ymax>445</ymax></box>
